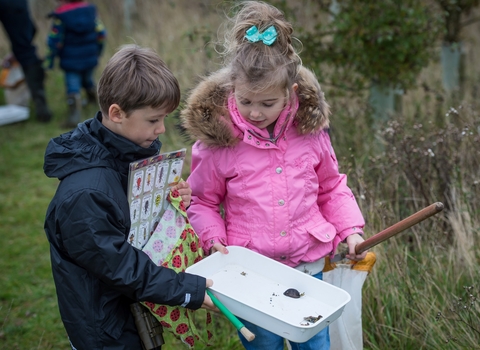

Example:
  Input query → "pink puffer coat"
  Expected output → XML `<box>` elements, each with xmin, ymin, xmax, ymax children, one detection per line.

<box><xmin>181</xmin><ymin>67</ymin><xmax>364</xmax><ymax>267</ymax></box>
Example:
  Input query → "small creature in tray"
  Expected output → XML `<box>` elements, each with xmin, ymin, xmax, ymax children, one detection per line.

<box><xmin>304</xmin><ymin>315</ymin><xmax>323</xmax><ymax>323</ymax></box>
<box><xmin>283</xmin><ymin>288</ymin><xmax>305</xmax><ymax>298</ymax></box>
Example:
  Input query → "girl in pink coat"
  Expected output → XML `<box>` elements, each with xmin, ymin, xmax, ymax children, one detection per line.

<box><xmin>181</xmin><ymin>2</ymin><xmax>367</xmax><ymax>349</ymax></box>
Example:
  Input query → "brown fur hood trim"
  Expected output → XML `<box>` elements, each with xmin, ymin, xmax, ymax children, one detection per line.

<box><xmin>180</xmin><ymin>66</ymin><xmax>330</xmax><ymax>147</ymax></box>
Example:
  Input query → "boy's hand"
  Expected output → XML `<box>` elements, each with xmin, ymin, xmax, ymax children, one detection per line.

<box><xmin>171</xmin><ymin>181</ymin><xmax>191</xmax><ymax>208</ymax></box>
<box><xmin>202</xmin><ymin>279</ymin><xmax>218</xmax><ymax>311</ymax></box>
<box><xmin>345</xmin><ymin>233</ymin><xmax>368</xmax><ymax>261</ymax></box>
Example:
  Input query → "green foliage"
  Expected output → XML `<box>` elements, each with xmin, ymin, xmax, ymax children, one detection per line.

<box><xmin>363</xmin><ymin>248</ymin><xmax>480</xmax><ymax>349</ymax></box>
<box><xmin>436</xmin><ymin>0</ymin><xmax>480</xmax><ymax>43</ymax></box>
<box><xmin>300</xmin><ymin>1</ymin><xmax>443</xmax><ymax>90</ymax></box>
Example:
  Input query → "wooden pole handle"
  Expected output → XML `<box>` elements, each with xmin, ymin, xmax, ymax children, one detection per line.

<box><xmin>355</xmin><ymin>202</ymin><xmax>444</xmax><ymax>254</ymax></box>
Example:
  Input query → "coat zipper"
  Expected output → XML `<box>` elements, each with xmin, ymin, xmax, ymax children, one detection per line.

<box><xmin>247</xmin><ymin>112</ymin><xmax>290</xmax><ymax>145</ymax></box>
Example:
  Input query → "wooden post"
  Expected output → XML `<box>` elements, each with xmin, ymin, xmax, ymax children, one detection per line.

<box><xmin>123</xmin><ymin>0</ymin><xmax>135</xmax><ymax>33</ymax></box>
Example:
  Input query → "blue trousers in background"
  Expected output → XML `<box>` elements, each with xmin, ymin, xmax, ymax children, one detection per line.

<box><xmin>238</xmin><ymin>271</ymin><xmax>330</xmax><ymax>350</ymax></box>
<box><xmin>65</xmin><ymin>69</ymin><xmax>95</xmax><ymax>95</ymax></box>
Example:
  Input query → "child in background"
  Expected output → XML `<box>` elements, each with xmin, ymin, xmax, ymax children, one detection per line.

<box><xmin>44</xmin><ymin>44</ymin><xmax>215</xmax><ymax>350</ymax></box>
<box><xmin>45</xmin><ymin>0</ymin><xmax>106</xmax><ymax>128</ymax></box>
<box><xmin>181</xmin><ymin>1</ymin><xmax>367</xmax><ymax>349</ymax></box>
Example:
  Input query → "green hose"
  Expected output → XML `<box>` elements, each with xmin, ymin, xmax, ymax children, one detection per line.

<box><xmin>206</xmin><ymin>289</ymin><xmax>244</xmax><ymax>330</ymax></box>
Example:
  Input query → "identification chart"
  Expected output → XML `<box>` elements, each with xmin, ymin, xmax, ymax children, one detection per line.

<box><xmin>127</xmin><ymin>148</ymin><xmax>186</xmax><ymax>249</ymax></box>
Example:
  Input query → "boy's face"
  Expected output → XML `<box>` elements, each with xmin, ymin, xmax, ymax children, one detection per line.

<box><xmin>107</xmin><ymin>105</ymin><xmax>168</xmax><ymax>148</ymax></box>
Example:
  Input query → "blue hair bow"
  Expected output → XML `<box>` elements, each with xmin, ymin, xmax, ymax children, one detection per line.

<box><xmin>245</xmin><ymin>25</ymin><xmax>277</xmax><ymax>46</ymax></box>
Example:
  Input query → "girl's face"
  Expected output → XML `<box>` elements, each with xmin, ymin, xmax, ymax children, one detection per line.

<box><xmin>234</xmin><ymin>84</ymin><xmax>289</xmax><ymax>132</ymax></box>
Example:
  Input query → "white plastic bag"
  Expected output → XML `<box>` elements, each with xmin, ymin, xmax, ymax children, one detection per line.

<box><xmin>1</xmin><ymin>57</ymin><xmax>30</xmax><ymax>107</ymax></box>
<box><xmin>322</xmin><ymin>252</ymin><xmax>376</xmax><ymax>350</ymax></box>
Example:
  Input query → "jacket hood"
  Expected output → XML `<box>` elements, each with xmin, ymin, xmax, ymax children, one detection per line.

<box><xmin>180</xmin><ymin>66</ymin><xmax>330</xmax><ymax>147</ymax></box>
<box><xmin>44</xmin><ymin>112</ymin><xmax>161</xmax><ymax>180</ymax></box>
<box><xmin>51</xmin><ymin>2</ymin><xmax>96</xmax><ymax>34</ymax></box>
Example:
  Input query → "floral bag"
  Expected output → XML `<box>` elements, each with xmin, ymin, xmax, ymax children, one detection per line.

<box><xmin>141</xmin><ymin>189</ymin><xmax>214</xmax><ymax>348</ymax></box>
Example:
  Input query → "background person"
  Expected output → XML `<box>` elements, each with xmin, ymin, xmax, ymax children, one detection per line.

<box><xmin>0</xmin><ymin>0</ymin><xmax>52</xmax><ymax>122</ymax></box>
<box><xmin>45</xmin><ymin>0</ymin><xmax>106</xmax><ymax>128</ymax></box>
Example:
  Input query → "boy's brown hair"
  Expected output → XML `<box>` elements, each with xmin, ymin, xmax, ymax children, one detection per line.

<box><xmin>97</xmin><ymin>44</ymin><xmax>180</xmax><ymax>117</ymax></box>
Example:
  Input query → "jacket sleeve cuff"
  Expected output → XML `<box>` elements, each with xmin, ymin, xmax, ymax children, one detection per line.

<box><xmin>202</xmin><ymin>236</ymin><xmax>226</xmax><ymax>255</ymax></box>
<box><xmin>181</xmin><ymin>275</ymin><xmax>206</xmax><ymax>310</ymax></box>
<box><xmin>340</xmin><ymin>227</ymin><xmax>364</xmax><ymax>243</ymax></box>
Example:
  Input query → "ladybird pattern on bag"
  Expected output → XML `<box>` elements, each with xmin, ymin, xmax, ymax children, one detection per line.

<box><xmin>141</xmin><ymin>189</ymin><xmax>213</xmax><ymax>348</ymax></box>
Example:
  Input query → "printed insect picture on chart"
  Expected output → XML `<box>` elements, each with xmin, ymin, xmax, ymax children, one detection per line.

<box><xmin>126</xmin><ymin>148</ymin><xmax>186</xmax><ymax>249</ymax></box>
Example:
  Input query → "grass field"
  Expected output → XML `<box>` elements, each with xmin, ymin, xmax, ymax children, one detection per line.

<box><xmin>1</xmin><ymin>1</ymin><xmax>479</xmax><ymax>349</ymax></box>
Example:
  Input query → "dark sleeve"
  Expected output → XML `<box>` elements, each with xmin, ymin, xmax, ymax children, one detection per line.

<box><xmin>45</xmin><ymin>17</ymin><xmax>64</xmax><ymax>69</ymax></box>
<box><xmin>57</xmin><ymin>189</ymin><xmax>206</xmax><ymax>309</ymax></box>
<box><xmin>95</xmin><ymin>18</ymin><xmax>106</xmax><ymax>56</ymax></box>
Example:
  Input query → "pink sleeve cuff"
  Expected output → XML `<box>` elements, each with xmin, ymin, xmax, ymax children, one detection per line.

<box><xmin>339</xmin><ymin>226</ymin><xmax>364</xmax><ymax>243</ymax></box>
<box><xmin>201</xmin><ymin>236</ymin><xmax>227</xmax><ymax>255</ymax></box>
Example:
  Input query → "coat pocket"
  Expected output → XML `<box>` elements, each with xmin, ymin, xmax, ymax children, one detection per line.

<box><xmin>305</xmin><ymin>219</ymin><xmax>336</xmax><ymax>243</ymax></box>
<box><xmin>98</xmin><ymin>292</ymin><xmax>130</xmax><ymax>341</ymax></box>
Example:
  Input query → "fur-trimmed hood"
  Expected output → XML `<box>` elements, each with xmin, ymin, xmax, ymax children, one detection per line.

<box><xmin>180</xmin><ymin>66</ymin><xmax>330</xmax><ymax>147</ymax></box>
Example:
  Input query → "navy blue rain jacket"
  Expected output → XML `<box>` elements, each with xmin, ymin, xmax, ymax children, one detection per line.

<box><xmin>44</xmin><ymin>113</ymin><xmax>206</xmax><ymax>349</ymax></box>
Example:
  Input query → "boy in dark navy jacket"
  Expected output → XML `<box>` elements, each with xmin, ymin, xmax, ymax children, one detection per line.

<box><xmin>45</xmin><ymin>0</ymin><xmax>106</xmax><ymax>127</ymax></box>
<box><xmin>44</xmin><ymin>45</ymin><xmax>215</xmax><ymax>350</ymax></box>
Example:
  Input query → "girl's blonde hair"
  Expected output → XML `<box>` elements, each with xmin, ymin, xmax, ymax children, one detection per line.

<box><xmin>220</xmin><ymin>1</ymin><xmax>301</xmax><ymax>98</ymax></box>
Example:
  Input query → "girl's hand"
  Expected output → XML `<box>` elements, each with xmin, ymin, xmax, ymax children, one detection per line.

<box><xmin>171</xmin><ymin>181</ymin><xmax>192</xmax><ymax>208</ymax></box>
<box><xmin>201</xmin><ymin>279</ymin><xmax>218</xmax><ymax>311</ymax></box>
<box><xmin>210</xmin><ymin>243</ymin><xmax>229</xmax><ymax>255</ymax></box>
<box><xmin>345</xmin><ymin>233</ymin><xmax>368</xmax><ymax>261</ymax></box>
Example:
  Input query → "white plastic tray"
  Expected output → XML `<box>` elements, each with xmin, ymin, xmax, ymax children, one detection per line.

<box><xmin>186</xmin><ymin>246</ymin><xmax>350</xmax><ymax>343</ymax></box>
